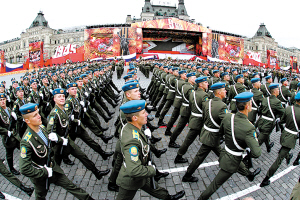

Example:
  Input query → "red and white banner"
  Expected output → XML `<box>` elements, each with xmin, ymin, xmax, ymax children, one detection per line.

<box><xmin>53</xmin><ymin>44</ymin><xmax>77</xmax><ymax>58</ymax></box>
<box><xmin>246</xmin><ymin>51</ymin><xmax>261</xmax><ymax>62</ymax></box>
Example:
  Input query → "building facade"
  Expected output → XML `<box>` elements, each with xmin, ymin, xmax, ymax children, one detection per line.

<box><xmin>1</xmin><ymin>2</ymin><xmax>299</xmax><ymax>67</ymax></box>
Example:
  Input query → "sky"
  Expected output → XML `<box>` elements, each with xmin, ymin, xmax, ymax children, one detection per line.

<box><xmin>1</xmin><ymin>0</ymin><xmax>299</xmax><ymax>48</ymax></box>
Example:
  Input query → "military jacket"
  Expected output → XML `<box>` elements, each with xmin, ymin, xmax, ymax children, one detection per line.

<box><xmin>23</xmin><ymin>85</ymin><xmax>30</xmax><ymax>98</ymax></box>
<box><xmin>200</xmin><ymin>96</ymin><xmax>228</xmax><ymax>147</ymax></box>
<box><xmin>188</xmin><ymin>88</ymin><xmax>208</xmax><ymax>130</ymax></box>
<box><xmin>278</xmin><ymin>85</ymin><xmax>292</xmax><ymax>105</ymax></box>
<box><xmin>166</xmin><ymin>75</ymin><xmax>177</xmax><ymax>100</ymax></box>
<box><xmin>47</xmin><ymin>105</ymin><xmax>68</xmax><ymax>137</ymax></box>
<box><xmin>228</xmin><ymin>82</ymin><xmax>246</xmax><ymax>111</ymax></box>
<box><xmin>290</xmin><ymin>80</ymin><xmax>299</xmax><ymax>92</ymax></box>
<box><xmin>19</xmin><ymin>125</ymin><xmax>64</xmax><ymax>180</ymax></box>
<box><xmin>173</xmin><ymin>78</ymin><xmax>186</xmax><ymax>108</ymax></box>
<box><xmin>158</xmin><ymin>72</ymin><xmax>167</xmax><ymax>92</ymax></box>
<box><xmin>261</xmin><ymin>82</ymin><xmax>271</xmax><ymax>97</ymax></box>
<box><xmin>27</xmin><ymin>90</ymin><xmax>40</xmax><ymax>104</ymax></box>
<box><xmin>0</xmin><ymin>106</ymin><xmax>19</xmax><ymax>148</ymax></box>
<box><xmin>179</xmin><ymin>82</ymin><xmax>194</xmax><ymax>117</ymax></box>
<box><xmin>116</xmin><ymin>123</ymin><xmax>155</xmax><ymax>190</ymax></box>
<box><xmin>279</xmin><ymin>104</ymin><xmax>300</xmax><ymax>149</ymax></box>
<box><xmin>219</xmin><ymin>112</ymin><xmax>261</xmax><ymax>173</ymax></box>
<box><xmin>13</xmin><ymin>98</ymin><xmax>28</xmax><ymax>122</ymax></box>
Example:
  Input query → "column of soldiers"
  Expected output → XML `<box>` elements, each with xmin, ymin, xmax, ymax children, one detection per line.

<box><xmin>146</xmin><ymin>59</ymin><xmax>300</xmax><ymax>199</ymax></box>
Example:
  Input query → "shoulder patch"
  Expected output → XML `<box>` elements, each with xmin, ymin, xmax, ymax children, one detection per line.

<box><xmin>23</xmin><ymin>132</ymin><xmax>32</xmax><ymax>142</ymax></box>
<box><xmin>20</xmin><ymin>146</ymin><xmax>27</xmax><ymax>158</ymax></box>
<box><xmin>129</xmin><ymin>146</ymin><xmax>139</xmax><ymax>162</ymax></box>
<box><xmin>40</xmin><ymin>124</ymin><xmax>46</xmax><ymax>129</ymax></box>
<box><xmin>64</xmin><ymin>104</ymin><xmax>69</xmax><ymax>111</ymax></box>
<box><xmin>132</xmin><ymin>130</ymin><xmax>139</xmax><ymax>140</ymax></box>
<box><xmin>225</xmin><ymin>109</ymin><xmax>228</xmax><ymax>114</ymax></box>
<box><xmin>49</xmin><ymin>116</ymin><xmax>54</xmax><ymax>125</ymax></box>
<box><xmin>253</xmin><ymin>131</ymin><xmax>258</xmax><ymax>142</ymax></box>
<box><xmin>204</xmin><ymin>97</ymin><xmax>208</xmax><ymax>102</ymax></box>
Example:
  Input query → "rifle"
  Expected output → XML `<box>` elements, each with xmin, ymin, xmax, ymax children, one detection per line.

<box><xmin>46</xmin><ymin>114</ymin><xmax>56</xmax><ymax>191</ymax></box>
<box><xmin>43</xmin><ymin>93</ymin><xmax>52</xmax><ymax>113</ymax></box>
<box><xmin>60</xmin><ymin>108</ymin><xmax>74</xmax><ymax>155</ymax></box>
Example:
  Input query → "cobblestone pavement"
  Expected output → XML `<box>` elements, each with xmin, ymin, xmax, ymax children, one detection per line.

<box><xmin>0</xmin><ymin>69</ymin><xmax>299</xmax><ymax>200</ymax></box>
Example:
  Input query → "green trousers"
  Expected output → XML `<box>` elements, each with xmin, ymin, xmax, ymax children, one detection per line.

<box><xmin>266</xmin><ymin>146</ymin><xmax>291</xmax><ymax>178</ymax></box>
<box><xmin>166</xmin><ymin>107</ymin><xmax>181</xmax><ymax>130</ymax></box>
<box><xmin>177</xmin><ymin>128</ymin><xmax>200</xmax><ymax>156</ymax></box>
<box><xmin>159</xmin><ymin>99</ymin><xmax>174</xmax><ymax>121</ymax></box>
<box><xmin>170</xmin><ymin>114</ymin><xmax>190</xmax><ymax>143</ymax></box>
<box><xmin>0</xmin><ymin>161</ymin><xmax>22</xmax><ymax>188</ymax></box>
<box><xmin>258</xmin><ymin>132</ymin><xmax>271</xmax><ymax>149</ymax></box>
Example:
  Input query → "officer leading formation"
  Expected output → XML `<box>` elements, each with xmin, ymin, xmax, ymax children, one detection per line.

<box><xmin>0</xmin><ymin>59</ymin><xmax>299</xmax><ymax>199</ymax></box>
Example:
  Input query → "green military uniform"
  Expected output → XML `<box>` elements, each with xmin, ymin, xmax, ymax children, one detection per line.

<box><xmin>116</xmin><ymin>123</ymin><xmax>169</xmax><ymax>200</ymax></box>
<box><xmin>19</xmin><ymin>125</ymin><xmax>92</xmax><ymax>200</ymax></box>
<box><xmin>290</xmin><ymin>179</ymin><xmax>300</xmax><ymax>199</ymax></box>
<box><xmin>156</xmin><ymin>71</ymin><xmax>172</xmax><ymax>118</ymax></box>
<box><xmin>12</xmin><ymin>97</ymin><xmax>28</xmax><ymax>138</ymax></box>
<box><xmin>199</xmin><ymin>112</ymin><xmax>261</xmax><ymax>199</ymax></box>
<box><xmin>207</xmin><ymin>76</ymin><xmax>220</xmax><ymax>99</ymax></box>
<box><xmin>248</xmin><ymin>88</ymin><xmax>264</xmax><ymax>124</ymax></box>
<box><xmin>116</xmin><ymin>63</ymin><xmax>123</xmax><ymax>79</ymax></box>
<box><xmin>256</xmin><ymin>94</ymin><xmax>285</xmax><ymax>151</ymax></box>
<box><xmin>228</xmin><ymin>82</ymin><xmax>246</xmax><ymax>112</ymax></box>
<box><xmin>261</xmin><ymin>82</ymin><xmax>271</xmax><ymax>97</ymax></box>
<box><xmin>278</xmin><ymin>85</ymin><xmax>292</xmax><ymax>108</ymax></box>
<box><xmin>290</xmin><ymin>79</ymin><xmax>299</xmax><ymax>92</ymax></box>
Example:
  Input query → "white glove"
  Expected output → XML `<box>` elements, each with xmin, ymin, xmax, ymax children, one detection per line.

<box><xmin>44</xmin><ymin>165</ymin><xmax>53</xmax><ymax>177</ymax></box>
<box><xmin>83</xmin><ymin>108</ymin><xmax>87</xmax><ymax>112</ymax></box>
<box><xmin>7</xmin><ymin>131</ymin><xmax>12</xmax><ymax>137</ymax></box>
<box><xmin>70</xmin><ymin>115</ymin><xmax>74</xmax><ymax>121</ymax></box>
<box><xmin>87</xmin><ymin>101</ymin><xmax>90</xmax><ymax>106</ymax></box>
<box><xmin>48</xmin><ymin>132</ymin><xmax>58</xmax><ymax>142</ymax></box>
<box><xmin>6</xmin><ymin>95</ymin><xmax>10</xmax><ymax>102</ymax></box>
<box><xmin>39</xmin><ymin>93</ymin><xmax>44</xmax><ymax>100</ymax></box>
<box><xmin>77</xmin><ymin>120</ymin><xmax>81</xmax><ymax>126</ymax></box>
<box><xmin>80</xmin><ymin>101</ymin><xmax>85</xmax><ymax>107</ymax></box>
<box><xmin>148</xmin><ymin>161</ymin><xmax>156</xmax><ymax>171</ymax></box>
<box><xmin>11</xmin><ymin>112</ymin><xmax>17</xmax><ymax>120</ymax></box>
<box><xmin>23</xmin><ymin>118</ymin><xmax>25</xmax><ymax>122</ymax></box>
<box><xmin>50</xmin><ymin>89</ymin><xmax>53</xmax><ymax>93</ymax></box>
<box><xmin>89</xmin><ymin>88</ymin><xmax>92</xmax><ymax>92</ymax></box>
<box><xmin>85</xmin><ymin>92</ymin><xmax>88</xmax><ymax>97</ymax></box>
<box><xmin>144</xmin><ymin>128</ymin><xmax>152</xmax><ymax>138</ymax></box>
<box><xmin>61</xmin><ymin>137</ymin><xmax>68</xmax><ymax>146</ymax></box>
<box><xmin>245</xmin><ymin>147</ymin><xmax>251</xmax><ymax>153</ymax></box>
<box><xmin>46</xmin><ymin>102</ymin><xmax>49</xmax><ymax>106</ymax></box>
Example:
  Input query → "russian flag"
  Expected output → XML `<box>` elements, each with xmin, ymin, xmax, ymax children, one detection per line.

<box><xmin>5</xmin><ymin>63</ymin><xmax>24</xmax><ymax>72</ymax></box>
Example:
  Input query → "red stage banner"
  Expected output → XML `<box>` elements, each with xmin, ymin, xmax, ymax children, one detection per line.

<box><xmin>0</xmin><ymin>50</ymin><xmax>5</xmax><ymax>73</ymax></box>
<box><xmin>53</xmin><ymin>44</ymin><xmax>77</xmax><ymax>58</ymax></box>
<box><xmin>202</xmin><ymin>33</ymin><xmax>208</xmax><ymax>56</ymax></box>
<box><xmin>267</xmin><ymin>50</ymin><xmax>278</xmax><ymax>69</ymax></box>
<box><xmin>131</xmin><ymin>18</ymin><xmax>211</xmax><ymax>33</ymax></box>
<box><xmin>218</xmin><ymin>35</ymin><xmax>244</xmax><ymax>63</ymax></box>
<box><xmin>290</xmin><ymin>56</ymin><xmax>298</xmax><ymax>72</ymax></box>
<box><xmin>29</xmin><ymin>41</ymin><xmax>43</xmax><ymax>69</ymax></box>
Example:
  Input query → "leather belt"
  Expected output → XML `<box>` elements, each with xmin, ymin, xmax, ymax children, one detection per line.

<box><xmin>284</xmin><ymin>127</ymin><xmax>298</xmax><ymax>135</ymax></box>
<box><xmin>225</xmin><ymin>145</ymin><xmax>243</xmax><ymax>156</ymax></box>
<box><xmin>262</xmin><ymin>115</ymin><xmax>274</xmax><ymax>121</ymax></box>
<box><xmin>182</xmin><ymin>103</ymin><xmax>189</xmax><ymax>107</ymax></box>
<box><xmin>191</xmin><ymin>112</ymin><xmax>202</xmax><ymax>117</ymax></box>
<box><xmin>175</xmin><ymin>96</ymin><xmax>182</xmax><ymax>99</ymax></box>
<box><xmin>169</xmin><ymin>89</ymin><xmax>175</xmax><ymax>92</ymax></box>
<box><xmin>204</xmin><ymin>124</ymin><xmax>219</xmax><ymax>132</ymax></box>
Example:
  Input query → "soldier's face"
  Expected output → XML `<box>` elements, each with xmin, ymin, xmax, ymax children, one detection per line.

<box><xmin>127</xmin><ymin>89</ymin><xmax>141</xmax><ymax>100</ymax></box>
<box><xmin>17</xmin><ymin>90</ymin><xmax>24</xmax><ymax>99</ymax></box>
<box><xmin>83</xmin><ymin>77</ymin><xmax>89</xmax><ymax>84</ymax></box>
<box><xmin>0</xmin><ymin>98</ymin><xmax>6</xmax><ymax>108</ymax></box>
<box><xmin>54</xmin><ymin>94</ymin><xmax>65</xmax><ymax>106</ymax></box>
<box><xmin>224</xmin><ymin>75</ymin><xmax>230</xmax><ymax>81</ymax></box>
<box><xmin>31</xmin><ymin>82</ymin><xmax>37</xmax><ymax>90</ymax></box>
<box><xmin>42</xmin><ymin>78</ymin><xmax>48</xmax><ymax>85</ymax></box>
<box><xmin>23</xmin><ymin>80</ymin><xmax>29</xmax><ymax>85</ymax></box>
<box><xmin>0</xmin><ymin>87</ymin><xmax>4</xmax><ymax>93</ymax></box>
<box><xmin>68</xmin><ymin>87</ymin><xmax>77</xmax><ymax>96</ymax></box>
<box><xmin>189</xmin><ymin>76</ymin><xmax>196</xmax><ymax>84</ymax></box>
<box><xmin>26</xmin><ymin>110</ymin><xmax>42</xmax><ymax>126</ymax></box>
<box><xmin>136</xmin><ymin>109</ymin><xmax>148</xmax><ymax>126</ymax></box>
<box><xmin>13</xmin><ymin>83</ymin><xmax>18</xmax><ymax>88</ymax></box>
<box><xmin>76</xmin><ymin>80</ymin><xmax>83</xmax><ymax>87</ymax></box>
<box><xmin>200</xmin><ymin>81</ymin><xmax>209</xmax><ymax>90</ymax></box>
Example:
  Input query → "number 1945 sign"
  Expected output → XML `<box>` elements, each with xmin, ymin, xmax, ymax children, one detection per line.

<box><xmin>53</xmin><ymin>44</ymin><xmax>77</xmax><ymax>58</ymax></box>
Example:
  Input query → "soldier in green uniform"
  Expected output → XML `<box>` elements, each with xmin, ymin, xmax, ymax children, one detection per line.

<box><xmin>256</xmin><ymin>83</ymin><xmax>285</xmax><ymax>153</ymax></box>
<box><xmin>19</xmin><ymin>103</ymin><xmax>94</xmax><ymax>200</ymax></box>
<box><xmin>151</xmin><ymin>66</ymin><xmax>169</xmax><ymax>109</ymax></box>
<box><xmin>174</xmin><ymin>76</ymin><xmax>209</xmax><ymax>163</ymax></box>
<box><xmin>38</xmin><ymin>75</ymin><xmax>53</xmax><ymax>122</ymax></box>
<box><xmin>164</xmin><ymin>70</ymin><xmax>187</xmax><ymax>136</ymax></box>
<box><xmin>47</xmin><ymin>88</ymin><xmax>110</xmax><ymax>178</ymax></box>
<box><xmin>220</xmin><ymin>72</ymin><xmax>231</xmax><ymax>104</ymax></box>
<box><xmin>248</xmin><ymin>78</ymin><xmax>264</xmax><ymax>125</ymax></box>
<box><xmin>207</xmin><ymin>70</ymin><xmax>220</xmax><ymax>99</ymax></box>
<box><xmin>22</xmin><ymin>77</ymin><xmax>30</xmax><ymax>98</ymax></box>
<box><xmin>260</xmin><ymin>92</ymin><xmax>300</xmax><ymax>187</ymax></box>
<box><xmin>289</xmin><ymin>76</ymin><xmax>299</xmax><ymax>92</ymax></box>
<box><xmin>243</xmin><ymin>69</ymin><xmax>252</xmax><ymax>89</ymax></box>
<box><xmin>116</xmin><ymin>63</ymin><xmax>123</xmax><ymax>79</ymax></box>
<box><xmin>168</xmin><ymin>72</ymin><xmax>196</xmax><ymax>148</ymax></box>
<box><xmin>261</xmin><ymin>75</ymin><xmax>272</xmax><ymax>97</ymax></box>
<box><xmin>116</xmin><ymin>100</ymin><xmax>185</xmax><ymax>200</ymax></box>
<box><xmin>198</xmin><ymin>92</ymin><xmax>261</xmax><ymax>199</ymax></box>
<box><xmin>278</xmin><ymin>78</ymin><xmax>292</xmax><ymax>108</ymax></box>
<box><xmin>228</xmin><ymin>74</ymin><xmax>246</xmax><ymax>113</ymax></box>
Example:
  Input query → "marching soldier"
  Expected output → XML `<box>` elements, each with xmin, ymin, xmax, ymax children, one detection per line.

<box><xmin>248</xmin><ymin>78</ymin><xmax>264</xmax><ymax>125</ymax></box>
<box><xmin>19</xmin><ymin>103</ymin><xmax>95</xmax><ymax>200</ymax></box>
<box><xmin>198</xmin><ymin>92</ymin><xmax>261</xmax><ymax>199</ymax></box>
<box><xmin>22</xmin><ymin>77</ymin><xmax>30</xmax><ymax>98</ymax></box>
<box><xmin>290</xmin><ymin>76</ymin><xmax>299</xmax><ymax>92</ymax></box>
<box><xmin>228</xmin><ymin>74</ymin><xmax>246</xmax><ymax>113</ymax></box>
<box><xmin>261</xmin><ymin>75</ymin><xmax>273</xmax><ymax>97</ymax></box>
<box><xmin>116</xmin><ymin>100</ymin><xmax>185</xmax><ymax>200</ymax></box>
<box><xmin>278</xmin><ymin>78</ymin><xmax>292</xmax><ymax>108</ymax></box>
<box><xmin>256</xmin><ymin>83</ymin><xmax>285</xmax><ymax>153</ymax></box>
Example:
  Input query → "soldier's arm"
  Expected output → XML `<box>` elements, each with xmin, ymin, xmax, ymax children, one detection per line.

<box><xmin>122</xmin><ymin>139</ymin><xmax>156</xmax><ymax>179</ymax></box>
<box><xmin>245</xmin><ymin>129</ymin><xmax>261</xmax><ymax>158</ymax></box>
<box><xmin>218</xmin><ymin>104</ymin><xmax>229</xmax><ymax>121</ymax></box>
<box><xmin>46</xmin><ymin>113</ymin><xmax>57</xmax><ymax>133</ymax></box>
<box><xmin>275</xmin><ymin>101</ymin><xmax>285</xmax><ymax>117</ymax></box>
<box><xmin>12</xmin><ymin>104</ymin><xmax>23</xmax><ymax>121</ymax></box>
<box><xmin>19</xmin><ymin>142</ymin><xmax>49</xmax><ymax>179</ymax></box>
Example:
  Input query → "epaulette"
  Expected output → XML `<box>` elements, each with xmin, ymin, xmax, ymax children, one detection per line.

<box><xmin>132</xmin><ymin>130</ymin><xmax>139</xmax><ymax>140</ymax></box>
<box><xmin>23</xmin><ymin>132</ymin><xmax>32</xmax><ymax>142</ymax></box>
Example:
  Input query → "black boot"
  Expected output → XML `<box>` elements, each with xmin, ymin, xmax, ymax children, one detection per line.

<box><xmin>169</xmin><ymin>141</ymin><xmax>180</xmax><ymax>148</ymax></box>
<box><xmin>0</xmin><ymin>191</ymin><xmax>5</xmax><ymax>199</ymax></box>
<box><xmin>8</xmin><ymin>158</ymin><xmax>20</xmax><ymax>175</ymax></box>
<box><xmin>165</xmin><ymin>128</ymin><xmax>172</xmax><ymax>136</ymax></box>
<box><xmin>165</xmin><ymin>190</ymin><xmax>185</xmax><ymax>200</ymax></box>
<box><xmin>108</xmin><ymin>181</ymin><xmax>119</xmax><ymax>192</ymax></box>
<box><xmin>174</xmin><ymin>155</ymin><xmax>188</xmax><ymax>164</ymax></box>
<box><xmin>100</xmin><ymin>134</ymin><xmax>114</xmax><ymax>144</ymax></box>
<box><xmin>246</xmin><ymin>168</ymin><xmax>261</xmax><ymax>182</ymax></box>
<box><xmin>103</xmin><ymin>116</ymin><xmax>112</xmax><ymax>123</ymax></box>
<box><xmin>182</xmin><ymin>173</ymin><xmax>198</xmax><ymax>182</ymax></box>
<box><xmin>100</xmin><ymin>126</ymin><xmax>109</xmax><ymax>132</ymax></box>
<box><xmin>158</xmin><ymin>119</ymin><xmax>167</xmax><ymax>127</ymax></box>
<box><xmin>153</xmin><ymin>148</ymin><xmax>167</xmax><ymax>158</ymax></box>
<box><xmin>63</xmin><ymin>157</ymin><xmax>75</xmax><ymax>165</ymax></box>
<box><xmin>267</xmin><ymin>142</ymin><xmax>274</xmax><ymax>153</ymax></box>
<box><xmin>107</xmin><ymin>111</ymin><xmax>115</xmax><ymax>116</ymax></box>
<box><xmin>147</xmin><ymin>116</ymin><xmax>154</xmax><ymax>121</ymax></box>
<box><xmin>20</xmin><ymin>184</ymin><xmax>34</xmax><ymax>197</ymax></box>
<box><xmin>286</xmin><ymin>153</ymin><xmax>293</xmax><ymax>165</ymax></box>
<box><xmin>147</xmin><ymin>123</ymin><xmax>159</xmax><ymax>132</ymax></box>
<box><xmin>154</xmin><ymin>169</ymin><xmax>169</xmax><ymax>181</ymax></box>
<box><xmin>112</xmin><ymin>103</ymin><xmax>118</xmax><ymax>108</ymax></box>
<box><xmin>293</xmin><ymin>156</ymin><xmax>300</xmax><ymax>166</ymax></box>
<box><xmin>260</xmin><ymin>176</ymin><xmax>270</xmax><ymax>187</ymax></box>
<box><xmin>150</xmin><ymin>136</ymin><xmax>162</xmax><ymax>144</ymax></box>
<box><xmin>99</xmin><ymin>149</ymin><xmax>114</xmax><ymax>160</ymax></box>
<box><xmin>155</xmin><ymin>112</ymin><xmax>160</xmax><ymax>118</ymax></box>
<box><xmin>92</xmin><ymin>168</ymin><xmax>110</xmax><ymax>180</ymax></box>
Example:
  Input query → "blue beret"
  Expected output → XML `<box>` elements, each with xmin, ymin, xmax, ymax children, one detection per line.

<box><xmin>52</xmin><ymin>88</ymin><xmax>66</xmax><ymax>96</ymax></box>
<box><xmin>280</xmin><ymin>78</ymin><xmax>287</xmax><ymax>83</ymax></box>
<box><xmin>67</xmin><ymin>83</ymin><xmax>78</xmax><ymax>89</ymax></box>
<box><xmin>294</xmin><ymin>76</ymin><xmax>298</xmax><ymax>79</ymax></box>
<box><xmin>20</xmin><ymin>103</ymin><xmax>39</xmax><ymax>115</ymax></box>
<box><xmin>163</xmin><ymin>66</ymin><xmax>168</xmax><ymax>69</ymax></box>
<box><xmin>269</xmin><ymin>83</ymin><xmax>279</xmax><ymax>90</ymax></box>
<box><xmin>129</xmin><ymin>66</ymin><xmax>135</xmax><ymax>70</ymax></box>
<box><xmin>23</xmin><ymin>77</ymin><xmax>29</xmax><ymax>80</ymax></box>
<box><xmin>295</xmin><ymin>92</ymin><xmax>300</xmax><ymax>101</ymax></box>
<box><xmin>235</xmin><ymin>74</ymin><xmax>244</xmax><ymax>80</ymax></box>
<box><xmin>51</xmin><ymin>73</ymin><xmax>57</xmax><ymax>77</ymax></box>
<box><xmin>74</xmin><ymin>76</ymin><xmax>82</xmax><ymax>81</ymax></box>
<box><xmin>195</xmin><ymin>76</ymin><xmax>208</xmax><ymax>83</ymax></box>
<box><xmin>242</xmin><ymin>69</ymin><xmax>248</xmax><ymax>73</ymax></box>
<box><xmin>32</xmin><ymin>75</ymin><xmax>36</xmax><ymax>79</ymax></box>
<box><xmin>172</xmin><ymin>67</ymin><xmax>179</xmax><ymax>71</ymax></box>
<box><xmin>224</xmin><ymin>67</ymin><xmax>229</xmax><ymax>71</ymax></box>
<box><xmin>234</xmin><ymin>92</ymin><xmax>254</xmax><ymax>103</ymax></box>
<box><xmin>30</xmin><ymin>79</ymin><xmax>37</xmax><ymax>85</ymax></box>
<box><xmin>218</xmin><ymin>65</ymin><xmax>223</xmax><ymax>69</ymax></box>
<box><xmin>41</xmin><ymin>75</ymin><xmax>48</xmax><ymax>79</ymax></box>
<box><xmin>211</xmin><ymin>82</ymin><xmax>225</xmax><ymax>90</ymax></box>
<box><xmin>128</xmin><ymin>71</ymin><xmax>136</xmax><ymax>75</ymax></box>
<box><xmin>80</xmin><ymin>74</ymin><xmax>88</xmax><ymax>79</ymax></box>
<box><xmin>178</xmin><ymin>70</ymin><xmax>187</xmax><ymax>75</ymax></box>
<box><xmin>16</xmin><ymin>86</ymin><xmax>24</xmax><ymax>91</ymax></box>
<box><xmin>187</xmin><ymin>72</ymin><xmax>196</xmax><ymax>78</ymax></box>
<box><xmin>168</xmin><ymin>66</ymin><xmax>173</xmax><ymax>70</ymax></box>
<box><xmin>123</xmin><ymin>74</ymin><xmax>133</xmax><ymax>80</ymax></box>
<box><xmin>59</xmin><ymin>70</ymin><xmax>64</xmax><ymax>74</ymax></box>
<box><xmin>252</xmin><ymin>72</ymin><xmax>257</xmax><ymax>76</ymax></box>
<box><xmin>265</xmin><ymin>75</ymin><xmax>272</xmax><ymax>80</ymax></box>
<box><xmin>122</xmin><ymin>82</ymin><xmax>140</xmax><ymax>92</ymax></box>
<box><xmin>221</xmin><ymin>72</ymin><xmax>229</xmax><ymax>77</ymax></box>
<box><xmin>202</xmin><ymin>68</ymin><xmax>208</xmax><ymax>71</ymax></box>
<box><xmin>0</xmin><ymin>81</ymin><xmax>5</xmax><ymax>84</ymax></box>
<box><xmin>11</xmin><ymin>78</ymin><xmax>16</xmax><ymax>81</ymax></box>
<box><xmin>251</xmin><ymin>78</ymin><xmax>260</xmax><ymax>83</ymax></box>
<box><xmin>20</xmin><ymin>76</ymin><xmax>23</xmax><ymax>78</ymax></box>
<box><xmin>213</xmin><ymin>70</ymin><xmax>219</xmax><ymax>74</ymax></box>
<box><xmin>297</xmin><ymin>82</ymin><xmax>300</xmax><ymax>87</ymax></box>
<box><xmin>0</xmin><ymin>93</ymin><xmax>6</xmax><ymax>98</ymax></box>
<box><xmin>12</xmin><ymin>80</ymin><xmax>18</xmax><ymax>84</ymax></box>
<box><xmin>196</xmin><ymin>66</ymin><xmax>202</xmax><ymax>69</ymax></box>
<box><xmin>232</xmin><ymin>69</ymin><xmax>237</xmax><ymax>72</ymax></box>
<box><xmin>125</xmin><ymin>80</ymin><xmax>138</xmax><ymax>84</ymax></box>
<box><xmin>0</xmin><ymin>84</ymin><xmax>4</xmax><ymax>88</ymax></box>
<box><xmin>120</xmin><ymin>100</ymin><xmax>146</xmax><ymax>114</ymax></box>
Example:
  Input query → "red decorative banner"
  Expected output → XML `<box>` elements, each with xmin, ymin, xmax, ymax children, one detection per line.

<box><xmin>219</xmin><ymin>35</ymin><xmax>244</xmax><ymax>63</ymax></box>
<box><xmin>0</xmin><ymin>50</ymin><xmax>5</xmax><ymax>73</ymax></box>
<box><xmin>290</xmin><ymin>56</ymin><xmax>298</xmax><ymax>72</ymax></box>
<box><xmin>29</xmin><ymin>41</ymin><xmax>43</xmax><ymax>69</ymax></box>
<box><xmin>267</xmin><ymin>50</ymin><xmax>278</xmax><ymax>69</ymax></box>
